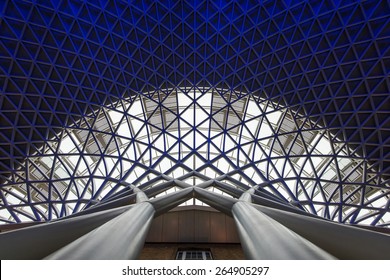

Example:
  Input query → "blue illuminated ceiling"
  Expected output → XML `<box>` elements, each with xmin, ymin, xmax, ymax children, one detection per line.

<box><xmin>0</xmin><ymin>1</ymin><xmax>389</xmax><ymax>226</ymax></box>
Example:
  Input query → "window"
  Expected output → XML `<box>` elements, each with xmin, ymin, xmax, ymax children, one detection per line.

<box><xmin>176</xmin><ymin>249</ymin><xmax>213</xmax><ymax>260</ymax></box>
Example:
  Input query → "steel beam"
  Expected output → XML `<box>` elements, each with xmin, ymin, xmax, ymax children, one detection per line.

<box><xmin>0</xmin><ymin>205</ymin><xmax>132</xmax><ymax>259</ymax></box>
<box><xmin>251</xmin><ymin>193</ymin><xmax>309</xmax><ymax>216</ymax></box>
<box><xmin>193</xmin><ymin>187</ymin><xmax>236</xmax><ymax>215</ymax></box>
<box><xmin>64</xmin><ymin>193</ymin><xmax>137</xmax><ymax>219</ymax></box>
<box><xmin>151</xmin><ymin>187</ymin><xmax>194</xmax><ymax>216</ymax></box>
<box><xmin>232</xmin><ymin>201</ymin><xmax>335</xmax><ymax>259</ymax></box>
<box><xmin>45</xmin><ymin>202</ymin><xmax>155</xmax><ymax>259</ymax></box>
<box><xmin>144</xmin><ymin>180</ymin><xmax>175</xmax><ymax>197</ymax></box>
<box><xmin>43</xmin><ymin>187</ymin><xmax>197</xmax><ymax>259</ymax></box>
<box><xmin>213</xmin><ymin>181</ymin><xmax>243</xmax><ymax>198</ymax></box>
<box><xmin>253</xmin><ymin>204</ymin><xmax>390</xmax><ymax>259</ymax></box>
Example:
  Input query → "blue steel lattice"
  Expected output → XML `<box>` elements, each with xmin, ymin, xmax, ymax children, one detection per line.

<box><xmin>0</xmin><ymin>0</ymin><xmax>389</xmax><ymax>226</ymax></box>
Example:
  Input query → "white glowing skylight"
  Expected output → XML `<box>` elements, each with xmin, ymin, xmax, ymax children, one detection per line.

<box><xmin>1</xmin><ymin>87</ymin><xmax>388</xmax><ymax>227</ymax></box>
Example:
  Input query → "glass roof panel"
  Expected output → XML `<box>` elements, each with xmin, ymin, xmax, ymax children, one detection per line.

<box><xmin>1</xmin><ymin>87</ymin><xmax>388</xmax><ymax>227</ymax></box>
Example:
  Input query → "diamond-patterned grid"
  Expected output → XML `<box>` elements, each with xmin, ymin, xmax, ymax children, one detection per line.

<box><xmin>0</xmin><ymin>0</ymin><xmax>389</xmax><ymax>226</ymax></box>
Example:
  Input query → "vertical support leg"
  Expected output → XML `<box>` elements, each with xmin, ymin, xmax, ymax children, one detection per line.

<box><xmin>45</xmin><ymin>202</ymin><xmax>155</xmax><ymax>259</ymax></box>
<box><xmin>232</xmin><ymin>201</ymin><xmax>335</xmax><ymax>259</ymax></box>
<box><xmin>0</xmin><ymin>205</ymin><xmax>132</xmax><ymax>259</ymax></box>
<box><xmin>252</xmin><ymin>204</ymin><xmax>390</xmax><ymax>259</ymax></box>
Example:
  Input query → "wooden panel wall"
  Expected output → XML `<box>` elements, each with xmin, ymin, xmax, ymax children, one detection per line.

<box><xmin>145</xmin><ymin>206</ymin><xmax>240</xmax><ymax>243</ymax></box>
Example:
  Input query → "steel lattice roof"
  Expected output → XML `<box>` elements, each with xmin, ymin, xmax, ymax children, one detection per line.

<box><xmin>0</xmin><ymin>0</ymin><xmax>389</xmax><ymax>226</ymax></box>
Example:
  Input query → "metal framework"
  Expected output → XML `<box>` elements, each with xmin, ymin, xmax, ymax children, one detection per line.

<box><xmin>0</xmin><ymin>0</ymin><xmax>390</xmax><ymax>259</ymax></box>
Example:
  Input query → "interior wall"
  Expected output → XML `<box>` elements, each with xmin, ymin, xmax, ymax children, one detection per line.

<box><xmin>139</xmin><ymin>243</ymin><xmax>245</xmax><ymax>260</ymax></box>
<box><xmin>145</xmin><ymin>206</ymin><xmax>241</xmax><ymax>243</ymax></box>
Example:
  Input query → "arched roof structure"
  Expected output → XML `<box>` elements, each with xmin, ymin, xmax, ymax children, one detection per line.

<box><xmin>0</xmin><ymin>0</ymin><xmax>389</xmax><ymax>244</ymax></box>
